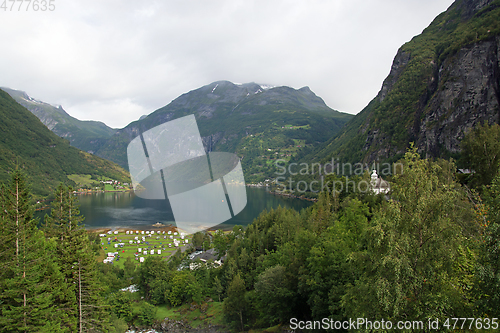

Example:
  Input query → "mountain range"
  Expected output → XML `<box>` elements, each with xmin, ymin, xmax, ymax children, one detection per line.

<box><xmin>2</xmin><ymin>82</ymin><xmax>352</xmax><ymax>184</ymax></box>
<box><xmin>1</xmin><ymin>87</ymin><xmax>116</xmax><ymax>154</ymax></box>
<box><xmin>93</xmin><ymin>81</ymin><xmax>352</xmax><ymax>182</ymax></box>
<box><xmin>0</xmin><ymin>89</ymin><xmax>129</xmax><ymax>197</ymax></box>
<box><xmin>2</xmin><ymin>0</ymin><xmax>499</xmax><ymax>193</ymax></box>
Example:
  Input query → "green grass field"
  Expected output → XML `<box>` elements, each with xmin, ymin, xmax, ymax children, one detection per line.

<box><xmin>67</xmin><ymin>174</ymin><xmax>99</xmax><ymax>188</ymax></box>
<box><xmin>155</xmin><ymin>301</ymin><xmax>224</xmax><ymax>327</ymax></box>
<box><xmin>97</xmin><ymin>229</ymin><xmax>193</xmax><ymax>268</ymax></box>
<box><xmin>104</xmin><ymin>184</ymin><xmax>116</xmax><ymax>191</ymax></box>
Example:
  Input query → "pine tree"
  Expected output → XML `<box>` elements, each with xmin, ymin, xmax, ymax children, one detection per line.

<box><xmin>45</xmin><ymin>184</ymin><xmax>109</xmax><ymax>332</ymax></box>
<box><xmin>0</xmin><ymin>170</ymin><xmax>68</xmax><ymax>332</ymax></box>
<box><xmin>43</xmin><ymin>183</ymin><xmax>67</xmax><ymax>239</ymax></box>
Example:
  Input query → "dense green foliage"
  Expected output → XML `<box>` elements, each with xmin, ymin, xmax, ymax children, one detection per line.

<box><xmin>0</xmin><ymin>170</ymin><xmax>68</xmax><ymax>332</ymax></box>
<box><xmin>2</xmin><ymin>139</ymin><xmax>500</xmax><ymax>332</ymax></box>
<box><xmin>344</xmin><ymin>150</ymin><xmax>477</xmax><ymax>322</ymax></box>
<box><xmin>45</xmin><ymin>184</ymin><xmax>110</xmax><ymax>332</ymax></box>
<box><xmin>461</xmin><ymin>122</ymin><xmax>500</xmax><ymax>188</ymax></box>
<box><xmin>0</xmin><ymin>173</ymin><xmax>159</xmax><ymax>332</ymax></box>
<box><xmin>0</xmin><ymin>89</ymin><xmax>130</xmax><ymax>198</ymax></box>
<box><xmin>205</xmin><ymin>148</ymin><xmax>498</xmax><ymax>331</ymax></box>
<box><xmin>475</xmin><ymin>173</ymin><xmax>500</xmax><ymax>316</ymax></box>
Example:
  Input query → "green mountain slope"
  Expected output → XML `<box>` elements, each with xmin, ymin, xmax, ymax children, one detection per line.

<box><xmin>1</xmin><ymin>87</ymin><xmax>116</xmax><ymax>153</ymax></box>
<box><xmin>311</xmin><ymin>0</ymin><xmax>500</xmax><ymax>166</ymax></box>
<box><xmin>0</xmin><ymin>89</ymin><xmax>130</xmax><ymax>197</ymax></box>
<box><xmin>94</xmin><ymin>81</ymin><xmax>353</xmax><ymax>182</ymax></box>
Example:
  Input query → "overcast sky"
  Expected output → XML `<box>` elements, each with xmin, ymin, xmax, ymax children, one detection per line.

<box><xmin>0</xmin><ymin>0</ymin><xmax>455</xmax><ymax>128</ymax></box>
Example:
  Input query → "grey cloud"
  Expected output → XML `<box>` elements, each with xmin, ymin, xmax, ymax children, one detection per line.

<box><xmin>0</xmin><ymin>0</ymin><xmax>454</xmax><ymax>128</ymax></box>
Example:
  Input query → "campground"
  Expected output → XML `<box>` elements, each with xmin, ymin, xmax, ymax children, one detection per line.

<box><xmin>96</xmin><ymin>227</ymin><xmax>193</xmax><ymax>268</ymax></box>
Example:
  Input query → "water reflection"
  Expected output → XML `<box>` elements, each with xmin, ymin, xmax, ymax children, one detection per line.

<box><xmin>37</xmin><ymin>187</ymin><xmax>313</xmax><ymax>230</ymax></box>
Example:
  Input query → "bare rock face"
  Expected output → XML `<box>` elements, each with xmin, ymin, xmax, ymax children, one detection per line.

<box><xmin>326</xmin><ymin>0</ymin><xmax>500</xmax><ymax>164</ymax></box>
<box><xmin>153</xmin><ymin>318</ymin><xmax>230</xmax><ymax>333</ymax></box>
<box><xmin>417</xmin><ymin>36</ymin><xmax>500</xmax><ymax>157</ymax></box>
<box><xmin>379</xmin><ymin>51</ymin><xmax>411</xmax><ymax>103</ymax></box>
<box><xmin>451</xmin><ymin>0</ymin><xmax>495</xmax><ymax>20</ymax></box>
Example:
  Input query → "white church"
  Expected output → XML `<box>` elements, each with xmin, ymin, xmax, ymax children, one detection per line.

<box><xmin>370</xmin><ymin>170</ymin><xmax>390</xmax><ymax>195</ymax></box>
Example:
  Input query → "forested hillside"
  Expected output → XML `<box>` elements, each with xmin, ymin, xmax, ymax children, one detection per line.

<box><xmin>0</xmin><ymin>89</ymin><xmax>130</xmax><ymax>197</ymax></box>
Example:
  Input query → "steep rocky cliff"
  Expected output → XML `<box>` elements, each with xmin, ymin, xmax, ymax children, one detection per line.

<box><xmin>417</xmin><ymin>35</ymin><xmax>499</xmax><ymax>157</ymax></box>
<box><xmin>314</xmin><ymin>0</ymin><xmax>500</xmax><ymax>165</ymax></box>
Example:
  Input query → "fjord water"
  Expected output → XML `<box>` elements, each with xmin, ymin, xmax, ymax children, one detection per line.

<box><xmin>64</xmin><ymin>187</ymin><xmax>312</xmax><ymax>230</ymax></box>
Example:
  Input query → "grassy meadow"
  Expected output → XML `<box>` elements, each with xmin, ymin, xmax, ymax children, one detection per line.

<box><xmin>96</xmin><ymin>228</ymin><xmax>193</xmax><ymax>269</ymax></box>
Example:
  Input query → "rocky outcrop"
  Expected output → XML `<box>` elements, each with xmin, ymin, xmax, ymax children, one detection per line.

<box><xmin>378</xmin><ymin>51</ymin><xmax>411</xmax><ymax>103</ymax></box>
<box><xmin>125</xmin><ymin>318</ymin><xmax>230</xmax><ymax>333</ymax></box>
<box><xmin>418</xmin><ymin>36</ymin><xmax>500</xmax><ymax>157</ymax></box>
<box><xmin>451</xmin><ymin>0</ymin><xmax>495</xmax><ymax>20</ymax></box>
<box><xmin>321</xmin><ymin>0</ymin><xmax>500</xmax><ymax>165</ymax></box>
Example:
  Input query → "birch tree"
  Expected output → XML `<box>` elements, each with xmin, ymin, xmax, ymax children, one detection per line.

<box><xmin>343</xmin><ymin>148</ymin><xmax>478</xmax><ymax>325</ymax></box>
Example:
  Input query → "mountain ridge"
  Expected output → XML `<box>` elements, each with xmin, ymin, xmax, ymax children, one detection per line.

<box><xmin>0</xmin><ymin>89</ymin><xmax>130</xmax><ymax>197</ymax></box>
<box><xmin>1</xmin><ymin>87</ymin><xmax>117</xmax><ymax>154</ymax></box>
<box><xmin>306</xmin><ymin>0</ymin><xmax>500</xmax><ymax>166</ymax></box>
<box><xmin>92</xmin><ymin>80</ymin><xmax>353</xmax><ymax>182</ymax></box>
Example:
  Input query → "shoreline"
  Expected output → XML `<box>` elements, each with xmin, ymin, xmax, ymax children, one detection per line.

<box><xmin>87</xmin><ymin>224</ymin><xmax>180</xmax><ymax>234</ymax></box>
<box><xmin>73</xmin><ymin>189</ymin><xmax>133</xmax><ymax>195</ymax></box>
<box><xmin>268</xmin><ymin>190</ymin><xmax>318</xmax><ymax>202</ymax></box>
<box><xmin>246</xmin><ymin>183</ymin><xmax>318</xmax><ymax>202</ymax></box>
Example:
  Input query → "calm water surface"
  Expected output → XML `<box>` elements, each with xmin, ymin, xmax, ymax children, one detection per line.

<box><xmin>51</xmin><ymin>187</ymin><xmax>313</xmax><ymax>230</ymax></box>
